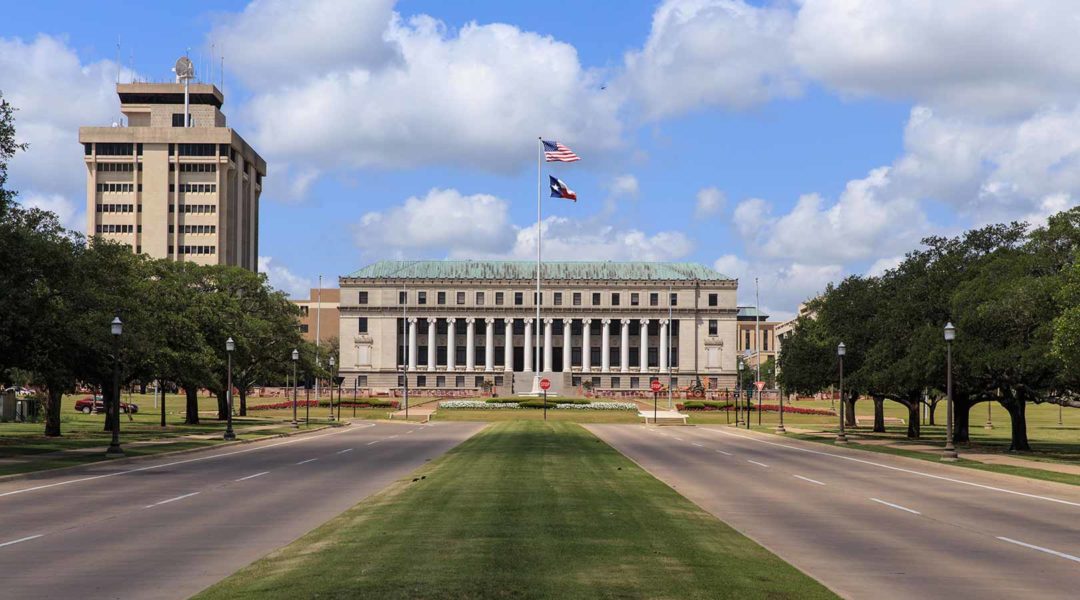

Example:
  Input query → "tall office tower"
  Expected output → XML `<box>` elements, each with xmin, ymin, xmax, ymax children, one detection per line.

<box><xmin>79</xmin><ymin>60</ymin><xmax>267</xmax><ymax>270</ymax></box>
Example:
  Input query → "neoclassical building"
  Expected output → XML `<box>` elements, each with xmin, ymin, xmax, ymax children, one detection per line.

<box><xmin>338</xmin><ymin>261</ymin><xmax>739</xmax><ymax>394</ymax></box>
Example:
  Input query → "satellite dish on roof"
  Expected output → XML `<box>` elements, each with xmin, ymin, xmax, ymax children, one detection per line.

<box><xmin>174</xmin><ymin>56</ymin><xmax>194</xmax><ymax>80</ymax></box>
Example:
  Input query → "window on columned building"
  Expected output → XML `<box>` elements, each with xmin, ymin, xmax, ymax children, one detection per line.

<box><xmin>709</xmin><ymin>320</ymin><xmax>718</xmax><ymax>336</ymax></box>
<box><xmin>708</xmin><ymin>293</ymin><xmax>718</xmax><ymax>306</ymax></box>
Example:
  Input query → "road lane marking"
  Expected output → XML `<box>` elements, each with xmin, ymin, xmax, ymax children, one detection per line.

<box><xmin>366</xmin><ymin>441</ymin><xmax>379</xmax><ymax>446</ymax></box>
<box><xmin>793</xmin><ymin>475</ymin><xmax>825</xmax><ymax>486</ymax></box>
<box><xmin>702</xmin><ymin>427</ymin><xmax>1080</xmax><ymax>509</ymax></box>
<box><xmin>997</xmin><ymin>537</ymin><xmax>1080</xmax><ymax>563</ymax></box>
<box><xmin>0</xmin><ymin>534</ymin><xmax>42</xmax><ymax>548</ymax></box>
<box><xmin>296</xmin><ymin>458</ymin><xmax>318</xmax><ymax>465</ymax></box>
<box><xmin>716</xmin><ymin>450</ymin><xmax>732</xmax><ymax>456</ymax></box>
<box><xmin>0</xmin><ymin>423</ymin><xmax>373</xmax><ymax>499</ymax></box>
<box><xmin>672</xmin><ymin>437</ymin><xmax>684</xmax><ymax>441</ymax></box>
<box><xmin>144</xmin><ymin>491</ymin><xmax>200</xmax><ymax>508</ymax></box>
<box><xmin>870</xmin><ymin>498</ymin><xmax>921</xmax><ymax>515</ymax></box>
<box><xmin>389</xmin><ymin>435</ymin><xmax>399</xmax><ymax>439</ymax></box>
<box><xmin>337</xmin><ymin>448</ymin><xmax>354</xmax><ymax>454</ymax></box>
<box><xmin>747</xmin><ymin>460</ymin><xmax>769</xmax><ymax>468</ymax></box>
<box><xmin>691</xmin><ymin>443</ymin><xmax>704</xmax><ymax>447</ymax></box>
<box><xmin>235</xmin><ymin>471</ymin><xmax>270</xmax><ymax>482</ymax></box>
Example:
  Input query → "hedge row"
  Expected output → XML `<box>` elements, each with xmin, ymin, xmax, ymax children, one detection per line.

<box><xmin>248</xmin><ymin>399</ymin><xmax>399</xmax><ymax>411</ymax></box>
<box><xmin>485</xmin><ymin>397</ymin><xmax>590</xmax><ymax>405</ymax></box>
<box><xmin>676</xmin><ymin>401</ymin><xmax>835</xmax><ymax>415</ymax></box>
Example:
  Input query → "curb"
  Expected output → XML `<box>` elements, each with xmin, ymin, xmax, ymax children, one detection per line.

<box><xmin>0</xmin><ymin>422</ymin><xmax>345</xmax><ymax>484</ymax></box>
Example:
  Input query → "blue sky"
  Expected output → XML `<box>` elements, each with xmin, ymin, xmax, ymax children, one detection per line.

<box><xmin>3</xmin><ymin>1</ymin><xmax>1076</xmax><ymax>317</ymax></box>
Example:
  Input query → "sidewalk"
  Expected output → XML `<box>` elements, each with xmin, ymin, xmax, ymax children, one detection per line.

<box><xmin>781</xmin><ymin>426</ymin><xmax>1080</xmax><ymax>477</ymax></box>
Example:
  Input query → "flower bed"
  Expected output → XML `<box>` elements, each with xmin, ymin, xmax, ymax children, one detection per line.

<box><xmin>248</xmin><ymin>399</ymin><xmax>399</xmax><ymax>411</ymax></box>
<box><xmin>440</xmin><ymin>400</ymin><xmax>521</xmax><ymax>409</ymax></box>
<box><xmin>441</xmin><ymin>400</ymin><xmax>636</xmax><ymax>410</ymax></box>
<box><xmin>555</xmin><ymin>402</ymin><xmax>637</xmax><ymax>410</ymax></box>
<box><xmin>676</xmin><ymin>401</ymin><xmax>834</xmax><ymax>416</ymax></box>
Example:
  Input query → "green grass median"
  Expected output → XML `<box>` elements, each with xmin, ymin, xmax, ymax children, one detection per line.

<box><xmin>195</xmin><ymin>421</ymin><xmax>835</xmax><ymax>599</ymax></box>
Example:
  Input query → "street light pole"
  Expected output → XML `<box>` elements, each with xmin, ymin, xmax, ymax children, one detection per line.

<box><xmin>942</xmin><ymin>322</ymin><xmax>959</xmax><ymax>461</ymax></box>
<box><xmin>328</xmin><ymin>355</ymin><xmax>336</xmax><ymax>421</ymax></box>
<box><xmin>836</xmin><ymin>342</ymin><xmax>848</xmax><ymax>444</ymax></box>
<box><xmin>776</xmin><ymin>384</ymin><xmax>786</xmax><ymax>433</ymax></box>
<box><xmin>224</xmin><ymin>337</ymin><xmax>236</xmax><ymax>440</ymax></box>
<box><xmin>291</xmin><ymin>349</ymin><xmax>299</xmax><ymax>428</ymax></box>
<box><xmin>106</xmin><ymin>315</ymin><xmax>124</xmax><ymax>457</ymax></box>
<box><xmin>736</xmin><ymin>360</ymin><xmax>743</xmax><ymax>425</ymax></box>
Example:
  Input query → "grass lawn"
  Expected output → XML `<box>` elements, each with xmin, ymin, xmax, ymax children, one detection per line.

<box><xmin>195</xmin><ymin>421</ymin><xmax>836</xmax><ymax>600</ymax></box>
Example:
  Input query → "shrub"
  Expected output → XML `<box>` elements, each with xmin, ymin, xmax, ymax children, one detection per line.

<box><xmin>554</xmin><ymin>402</ymin><xmax>637</xmax><ymax>410</ymax></box>
<box><xmin>441</xmin><ymin>400</ymin><xmax>520</xmax><ymax>409</ymax></box>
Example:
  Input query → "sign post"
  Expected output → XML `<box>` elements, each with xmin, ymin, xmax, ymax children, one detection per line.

<box><xmin>540</xmin><ymin>378</ymin><xmax>551</xmax><ymax>421</ymax></box>
<box><xmin>651</xmin><ymin>379</ymin><xmax>662</xmax><ymax>423</ymax></box>
<box><xmin>755</xmin><ymin>381</ymin><xmax>766</xmax><ymax>426</ymax></box>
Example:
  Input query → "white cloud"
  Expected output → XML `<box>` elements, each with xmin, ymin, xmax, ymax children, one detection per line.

<box><xmin>732</xmin><ymin>197</ymin><xmax>772</xmax><ymax>239</ymax></box>
<box><xmin>258</xmin><ymin>256</ymin><xmax>313</xmax><ymax>298</ymax></box>
<box><xmin>694</xmin><ymin>186</ymin><xmax>725</xmax><ymax>218</ymax></box>
<box><xmin>792</xmin><ymin>0</ymin><xmax>1080</xmax><ymax>117</ymax></box>
<box><xmin>622</xmin><ymin>0</ymin><xmax>799</xmax><ymax>120</ymax></box>
<box><xmin>867</xmin><ymin>255</ymin><xmax>903</xmax><ymax>277</ymax></box>
<box><xmin>503</xmin><ymin>216</ymin><xmax>694</xmax><ymax>262</ymax></box>
<box><xmin>353</xmin><ymin>188</ymin><xmax>514</xmax><ymax>257</ymax></box>
<box><xmin>0</xmin><ymin>35</ymin><xmax>125</xmax><ymax>204</ymax></box>
<box><xmin>609</xmin><ymin>174</ymin><xmax>639</xmax><ymax>198</ymax></box>
<box><xmin>19</xmin><ymin>193</ymin><xmax>83</xmax><ymax>232</ymax></box>
<box><xmin>712</xmin><ymin>253</ymin><xmax>747</xmax><ymax>279</ymax></box>
<box><xmin>216</xmin><ymin>4</ymin><xmax>621</xmax><ymax>183</ymax></box>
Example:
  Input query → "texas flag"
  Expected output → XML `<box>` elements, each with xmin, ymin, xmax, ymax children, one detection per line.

<box><xmin>549</xmin><ymin>175</ymin><xmax>577</xmax><ymax>201</ymax></box>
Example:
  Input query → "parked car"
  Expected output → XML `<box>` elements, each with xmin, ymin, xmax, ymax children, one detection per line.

<box><xmin>73</xmin><ymin>396</ymin><xmax>139</xmax><ymax>414</ymax></box>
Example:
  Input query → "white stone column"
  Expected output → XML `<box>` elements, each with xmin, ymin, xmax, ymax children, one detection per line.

<box><xmin>639</xmin><ymin>319</ymin><xmax>650</xmax><ymax>372</ymax></box>
<box><xmin>601</xmin><ymin>319</ymin><xmax>611</xmax><ymax>372</ymax></box>
<box><xmin>465</xmin><ymin>318</ymin><xmax>476</xmax><ymax>371</ymax></box>
<box><xmin>503</xmin><ymin>318</ymin><xmax>514</xmax><ymax>372</ymax></box>
<box><xmin>446</xmin><ymin>318</ymin><xmax>457</xmax><ymax>370</ymax></box>
<box><xmin>523</xmin><ymin>318</ymin><xmax>534</xmax><ymax>372</ymax></box>
<box><xmin>620</xmin><ymin>319</ymin><xmax>630</xmax><ymax>373</ymax></box>
<box><xmin>485</xmin><ymin>318</ymin><xmax>495</xmax><ymax>372</ymax></box>
<box><xmin>408</xmin><ymin>318</ymin><xmax>418</xmax><ymax>370</ymax></box>
<box><xmin>659</xmin><ymin>319</ymin><xmax>669</xmax><ymax>371</ymax></box>
<box><xmin>543</xmin><ymin>319</ymin><xmax>553</xmax><ymax>372</ymax></box>
<box><xmin>582</xmin><ymin>319</ymin><xmax>592</xmax><ymax>372</ymax></box>
<box><xmin>562</xmin><ymin>319</ymin><xmax>572</xmax><ymax>372</ymax></box>
<box><xmin>427</xmin><ymin>318</ymin><xmax>437</xmax><ymax>371</ymax></box>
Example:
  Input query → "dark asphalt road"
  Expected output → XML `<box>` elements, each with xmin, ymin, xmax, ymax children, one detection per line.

<box><xmin>0</xmin><ymin>421</ymin><xmax>485</xmax><ymax>599</ymax></box>
<box><xmin>587</xmin><ymin>424</ymin><xmax>1080</xmax><ymax>600</ymax></box>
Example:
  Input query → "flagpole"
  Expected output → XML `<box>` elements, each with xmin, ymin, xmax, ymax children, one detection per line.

<box><xmin>536</xmin><ymin>137</ymin><xmax>542</xmax><ymax>385</ymax></box>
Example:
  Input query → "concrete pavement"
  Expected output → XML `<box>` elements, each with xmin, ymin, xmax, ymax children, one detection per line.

<box><xmin>587</xmin><ymin>424</ymin><xmax>1080</xmax><ymax>600</ymax></box>
<box><xmin>0</xmin><ymin>420</ymin><xmax>485</xmax><ymax>599</ymax></box>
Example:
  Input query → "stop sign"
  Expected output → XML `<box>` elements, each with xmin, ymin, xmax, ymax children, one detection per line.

<box><xmin>650</xmin><ymin>379</ymin><xmax>662</xmax><ymax>392</ymax></box>
<box><xmin>539</xmin><ymin>378</ymin><xmax>551</xmax><ymax>390</ymax></box>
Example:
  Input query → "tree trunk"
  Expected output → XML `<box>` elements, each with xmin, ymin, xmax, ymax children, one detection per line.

<box><xmin>872</xmin><ymin>395</ymin><xmax>886</xmax><ymax>433</ymax></box>
<box><xmin>239</xmin><ymin>387</ymin><xmax>248</xmax><ymax>417</ymax></box>
<box><xmin>184</xmin><ymin>386</ymin><xmax>200</xmax><ymax>425</ymax></box>
<box><xmin>927</xmin><ymin>399</ymin><xmax>937</xmax><ymax>426</ymax></box>
<box><xmin>216</xmin><ymin>390</ymin><xmax>228</xmax><ymax>420</ymax></box>
<box><xmin>139</xmin><ymin>382</ymin><xmax>147</xmax><ymax>394</ymax></box>
<box><xmin>906</xmin><ymin>401</ymin><xmax>920</xmax><ymax>439</ymax></box>
<box><xmin>845</xmin><ymin>393</ymin><xmax>857</xmax><ymax>427</ymax></box>
<box><xmin>1005</xmin><ymin>400</ymin><xmax>1031</xmax><ymax>452</ymax></box>
<box><xmin>45</xmin><ymin>388</ymin><xmax>63</xmax><ymax>437</ymax></box>
<box><xmin>954</xmin><ymin>400</ymin><xmax>971</xmax><ymax>444</ymax></box>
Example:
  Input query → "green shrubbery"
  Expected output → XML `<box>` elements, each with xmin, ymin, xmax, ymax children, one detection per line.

<box><xmin>485</xmin><ymin>397</ymin><xmax>590</xmax><ymax>405</ymax></box>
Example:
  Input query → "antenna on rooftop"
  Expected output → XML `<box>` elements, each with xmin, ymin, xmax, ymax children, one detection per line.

<box><xmin>173</xmin><ymin>55</ymin><xmax>195</xmax><ymax>128</ymax></box>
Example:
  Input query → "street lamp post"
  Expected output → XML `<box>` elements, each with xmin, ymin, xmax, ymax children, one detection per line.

<box><xmin>744</xmin><ymin>349</ymin><xmax>752</xmax><ymax>430</ymax></box>
<box><xmin>776</xmin><ymin>385</ymin><xmax>786</xmax><ymax>434</ymax></box>
<box><xmin>942</xmin><ymin>323</ymin><xmax>959</xmax><ymax>461</ymax></box>
<box><xmin>328</xmin><ymin>355</ymin><xmax>336</xmax><ymax>422</ymax></box>
<box><xmin>291</xmin><ymin>349</ymin><xmax>299</xmax><ymax>428</ymax></box>
<box><xmin>836</xmin><ymin>342</ymin><xmax>848</xmax><ymax>444</ymax></box>
<box><xmin>224</xmin><ymin>337</ymin><xmax>236</xmax><ymax>440</ymax></box>
<box><xmin>736</xmin><ymin>360</ymin><xmax>743</xmax><ymax>426</ymax></box>
<box><xmin>106</xmin><ymin>315</ymin><xmax>125</xmax><ymax>457</ymax></box>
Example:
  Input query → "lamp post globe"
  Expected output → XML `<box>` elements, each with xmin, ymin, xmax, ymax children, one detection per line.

<box><xmin>290</xmin><ymin>349</ymin><xmax>299</xmax><ymax>428</ymax></box>
<box><xmin>942</xmin><ymin>323</ymin><xmax>959</xmax><ymax>461</ymax></box>
<box><xmin>224</xmin><ymin>337</ymin><xmax>236</xmax><ymax>440</ymax></box>
<box><xmin>836</xmin><ymin>342</ymin><xmax>848</xmax><ymax>444</ymax></box>
<box><xmin>106</xmin><ymin>314</ymin><xmax>125</xmax><ymax>457</ymax></box>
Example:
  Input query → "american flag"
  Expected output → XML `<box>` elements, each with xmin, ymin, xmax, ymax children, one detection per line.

<box><xmin>542</xmin><ymin>140</ymin><xmax>580</xmax><ymax>162</ymax></box>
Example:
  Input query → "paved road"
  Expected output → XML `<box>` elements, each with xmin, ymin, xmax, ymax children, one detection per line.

<box><xmin>0</xmin><ymin>421</ymin><xmax>485</xmax><ymax>599</ymax></box>
<box><xmin>587</xmin><ymin>424</ymin><xmax>1080</xmax><ymax>600</ymax></box>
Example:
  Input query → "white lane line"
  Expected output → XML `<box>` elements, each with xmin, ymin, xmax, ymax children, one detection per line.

<box><xmin>0</xmin><ymin>423</ymin><xmax>372</xmax><ymax>500</ymax></box>
<box><xmin>747</xmin><ymin>460</ymin><xmax>770</xmax><ymax>468</ymax></box>
<box><xmin>337</xmin><ymin>448</ymin><xmax>354</xmax><ymax>454</ymax></box>
<box><xmin>702</xmin><ymin>427</ymin><xmax>1080</xmax><ymax>509</ymax></box>
<box><xmin>997</xmin><ymin>537</ymin><xmax>1080</xmax><ymax>563</ymax></box>
<box><xmin>144</xmin><ymin>491</ymin><xmax>200</xmax><ymax>509</ymax></box>
<box><xmin>691</xmin><ymin>442</ymin><xmax>704</xmax><ymax>448</ymax></box>
<box><xmin>234</xmin><ymin>471</ymin><xmax>270</xmax><ymax>482</ymax></box>
<box><xmin>407</xmin><ymin>430</ymin><xmax>415</xmax><ymax>434</ymax></box>
<box><xmin>389</xmin><ymin>435</ymin><xmax>399</xmax><ymax>439</ymax></box>
<box><xmin>296</xmin><ymin>458</ymin><xmax>318</xmax><ymax>465</ymax></box>
<box><xmin>715</xmin><ymin>449</ymin><xmax>733</xmax><ymax>456</ymax></box>
<box><xmin>0</xmin><ymin>534</ymin><xmax>43</xmax><ymax>549</ymax></box>
<box><xmin>793</xmin><ymin>474</ymin><xmax>826</xmax><ymax>486</ymax></box>
<box><xmin>366</xmin><ymin>441</ymin><xmax>379</xmax><ymax>446</ymax></box>
<box><xmin>672</xmin><ymin>437</ymin><xmax>684</xmax><ymax>441</ymax></box>
<box><xmin>870</xmin><ymin>498</ymin><xmax>921</xmax><ymax>515</ymax></box>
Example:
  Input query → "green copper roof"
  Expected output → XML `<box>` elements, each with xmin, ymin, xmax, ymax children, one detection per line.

<box><xmin>737</xmin><ymin>306</ymin><xmax>770</xmax><ymax>320</ymax></box>
<box><xmin>346</xmin><ymin>261</ymin><xmax>733</xmax><ymax>281</ymax></box>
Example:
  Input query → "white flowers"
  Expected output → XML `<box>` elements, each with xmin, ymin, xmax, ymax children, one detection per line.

<box><xmin>438</xmin><ymin>400</ymin><xmax>637</xmax><ymax>410</ymax></box>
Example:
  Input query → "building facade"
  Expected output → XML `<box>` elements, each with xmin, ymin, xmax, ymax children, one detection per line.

<box><xmin>338</xmin><ymin>261</ymin><xmax>739</xmax><ymax>394</ymax></box>
<box><xmin>292</xmin><ymin>288</ymin><xmax>340</xmax><ymax>344</ymax></box>
<box><xmin>79</xmin><ymin>80</ymin><xmax>267</xmax><ymax>270</ymax></box>
<box><xmin>735</xmin><ymin>306</ymin><xmax>779</xmax><ymax>368</ymax></box>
